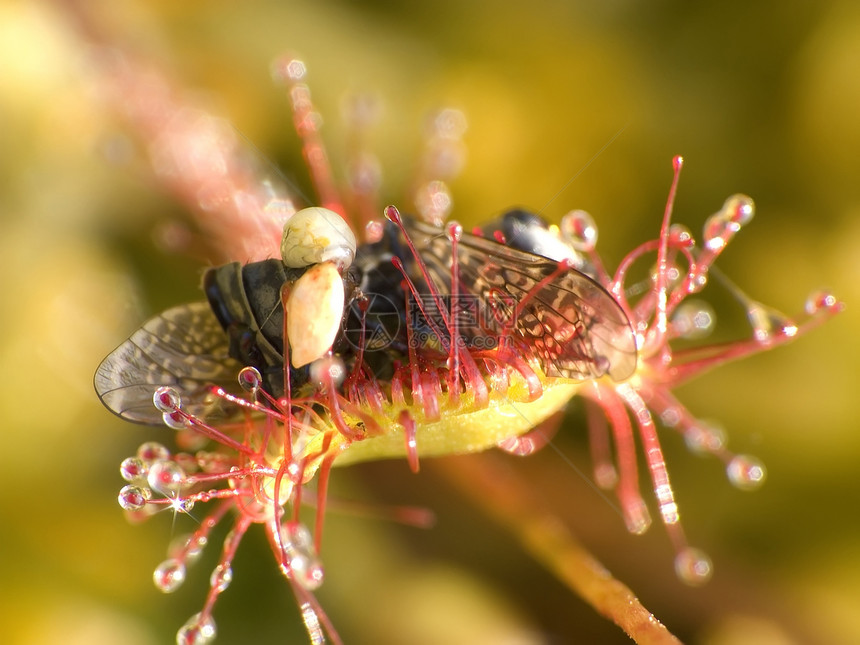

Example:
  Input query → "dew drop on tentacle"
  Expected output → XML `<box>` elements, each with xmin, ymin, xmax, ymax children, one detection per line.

<box><xmin>446</xmin><ymin>221</ymin><xmax>463</xmax><ymax>241</ymax></box>
<box><xmin>669</xmin><ymin>222</ymin><xmax>694</xmax><ymax>247</ymax></box>
<box><xmin>674</xmin><ymin>547</ymin><xmax>713</xmax><ymax>586</ymax></box>
<box><xmin>670</xmin><ymin>301</ymin><xmax>715</xmax><ymax>339</ymax></box>
<box><xmin>120</xmin><ymin>457</ymin><xmax>147</xmax><ymax>483</ymax></box>
<box><xmin>282</xmin><ymin>523</ymin><xmax>325</xmax><ymax>590</ymax></box>
<box><xmin>152</xmin><ymin>387</ymin><xmax>189</xmax><ymax>429</ymax></box>
<box><xmin>275</xmin><ymin>57</ymin><xmax>306</xmax><ymax>82</ymax></box>
<box><xmin>209</xmin><ymin>563</ymin><xmax>233</xmax><ymax>592</ymax></box>
<box><xmin>148</xmin><ymin>460</ymin><xmax>187</xmax><ymax>496</ymax></box>
<box><xmin>138</xmin><ymin>441</ymin><xmax>170</xmax><ymax>462</ymax></box>
<box><xmin>154</xmin><ymin>558</ymin><xmax>186</xmax><ymax>593</ymax></box>
<box><xmin>176</xmin><ymin>612</ymin><xmax>216</xmax><ymax>645</ymax></box>
<box><xmin>414</xmin><ymin>180</ymin><xmax>453</xmax><ymax>225</ymax></box>
<box><xmin>746</xmin><ymin>300</ymin><xmax>798</xmax><ymax>343</ymax></box>
<box><xmin>683</xmin><ymin>420</ymin><xmax>726</xmax><ymax>456</ymax></box>
<box><xmin>118</xmin><ymin>485</ymin><xmax>151</xmax><ymax>511</ymax></box>
<box><xmin>805</xmin><ymin>289</ymin><xmax>841</xmax><ymax>315</ymax></box>
<box><xmin>560</xmin><ymin>209</ymin><xmax>598</xmax><ymax>252</ymax></box>
<box><xmin>238</xmin><ymin>366</ymin><xmax>262</xmax><ymax>393</ymax></box>
<box><xmin>153</xmin><ymin>386</ymin><xmax>182</xmax><ymax>412</ymax></box>
<box><xmin>383</xmin><ymin>204</ymin><xmax>402</xmax><ymax>224</ymax></box>
<box><xmin>702</xmin><ymin>194</ymin><xmax>755</xmax><ymax>251</ymax></box>
<box><xmin>309</xmin><ymin>355</ymin><xmax>346</xmax><ymax>389</ymax></box>
<box><xmin>163</xmin><ymin>410</ymin><xmax>189</xmax><ymax>430</ymax></box>
<box><xmin>169</xmin><ymin>533</ymin><xmax>208</xmax><ymax>564</ymax></box>
<box><xmin>365</xmin><ymin>219</ymin><xmax>385</xmax><ymax>243</ymax></box>
<box><xmin>726</xmin><ymin>454</ymin><xmax>767</xmax><ymax>490</ymax></box>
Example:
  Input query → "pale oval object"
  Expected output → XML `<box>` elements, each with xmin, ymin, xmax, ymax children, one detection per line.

<box><xmin>286</xmin><ymin>262</ymin><xmax>345</xmax><ymax>368</ymax></box>
<box><xmin>281</xmin><ymin>207</ymin><xmax>356</xmax><ymax>269</ymax></box>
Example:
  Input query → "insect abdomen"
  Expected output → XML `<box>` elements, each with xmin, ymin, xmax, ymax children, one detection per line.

<box><xmin>203</xmin><ymin>259</ymin><xmax>296</xmax><ymax>396</ymax></box>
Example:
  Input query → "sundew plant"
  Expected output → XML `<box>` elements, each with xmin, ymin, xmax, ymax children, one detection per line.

<box><xmin>52</xmin><ymin>3</ymin><xmax>848</xmax><ymax>644</ymax></box>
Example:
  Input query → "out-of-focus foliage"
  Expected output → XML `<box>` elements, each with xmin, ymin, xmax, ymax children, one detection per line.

<box><xmin>1</xmin><ymin>1</ymin><xmax>857</xmax><ymax>643</ymax></box>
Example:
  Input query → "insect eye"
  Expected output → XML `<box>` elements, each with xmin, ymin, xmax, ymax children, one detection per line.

<box><xmin>281</xmin><ymin>206</ymin><xmax>357</xmax><ymax>270</ymax></box>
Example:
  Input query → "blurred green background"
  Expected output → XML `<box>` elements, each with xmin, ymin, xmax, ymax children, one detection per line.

<box><xmin>1</xmin><ymin>1</ymin><xmax>858</xmax><ymax>643</ymax></box>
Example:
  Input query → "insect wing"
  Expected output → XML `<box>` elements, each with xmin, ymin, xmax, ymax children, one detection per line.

<box><xmin>95</xmin><ymin>301</ymin><xmax>242</xmax><ymax>424</ymax></box>
<box><xmin>407</xmin><ymin>219</ymin><xmax>637</xmax><ymax>382</ymax></box>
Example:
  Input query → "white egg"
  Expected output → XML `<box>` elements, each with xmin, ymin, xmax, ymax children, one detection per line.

<box><xmin>281</xmin><ymin>207</ymin><xmax>356</xmax><ymax>269</ymax></box>
<box><xmin>285</xmin><ymin>261</ymin><xmax>345</xmax><ymax>368</ymax></box>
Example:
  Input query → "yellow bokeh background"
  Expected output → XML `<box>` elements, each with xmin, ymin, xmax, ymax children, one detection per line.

<box><xmin>1</xmin><ymin>1</ymin><xmax>858</xmax><ymax>643</ymax></box>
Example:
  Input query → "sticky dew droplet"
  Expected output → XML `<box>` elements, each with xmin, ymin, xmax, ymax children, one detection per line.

<box><xmin>415</xmin><ymin>180</ymin><xmax>452</xmax><ymax>225</ymax></box>
<box><xmin>284</xmin><ymin>521</ymin><xmax>313</xmax><ymax>551</ymax></box>
<box><xmin>671</xmin><ymin>301</ymin><xmax>715</xmax><ymax>339</ymax></box>
<box><xmin>383</xmin><ymin>204</ymin><xmax>402</xmax><ymax>224</ymax></box>
<box><xmin>684</xmin><ymin>421</ymin><xmax>726</xmax><ymax>456</ymax></box>
<box><xmin>174</xmin><ymin>498</ymin><xmax>195</xmax><ymax>513</ymax></box>
<box><xmin>660</xmin><ymin>406</ymin><xmax>682</xmax><ymax>428</ymax></box>
<box><xmin>668</xmin><ymin>222</ymin><xmax>694</xmax><ymax>247</ymax></box>
<box><xmin>154</xmin><ymin>558</ymin><xmax>186</xmax><ymax>593</ymax></box>
<box><xmin>271</xmin><ymin>57</ymin><xmax>306</xmax><ymax>83</ymax></box>
<box><xmin>238</xmin><ymin>366</ymin><xmax>262</xmax><ymax>393</ymax></box>
<box><xmin>147</xmin><ymin>460</ymin><xmax>186</xmax><ymax>496</ymax></box>
<box><xmin>137</xmin><ymin>441</ymin><xmax>170</xmax><ymax>463</ymax></box>
<box><xmin>805</xmin><ymin>289</ymin><xmax>841</xmax><ymax>315</ymax></box>
<box><xmin>153</xmin><ymin>386</ymin><xmax>182</xmax><ymax>413</ymax></box>
<box><xmin>727</xmin><ymin>454</ymin><xmax>767</xmax><ymax>490</ymax></box>
<box><xmin>223</xmin><ymin>527</ymin><xmax>243</xmax><ymax>555</ymax></box>
<box><xmin>209</xmin><ymin>563</ymin><xmax>233</xmax><ymax>592</ymax></box>
<box><xmin>283</xmin><ymin>523</ymin><xmax>325</xmax><ymax>590</ymax></box>
<box><xmin>309</xmin><ymin>355</ymin><xmax>346</xmax><ymax>389</ymax></box>
<box><xmin>169</xmin><ymin>533</ymin><xmax>208</xmax><ymax>564</ymax></box>
<box><xmin>176</xmin><ymin>612</ymin><xmax>216</xmax><ymax>645</ymax></box>
<box><xmin>118</xmin><ymin>485</ymin><xmax>151</xmax><ymax>511</ymax></box>
<box><xmin>703</xmin><ymin>194</ymin><xmax>754</xmax><ymax>251</ymax></box>
<box><xmin>650</xmin><ymin>262</ymin><xmax>682</xmax><ymax>291</ymax></box>
<box><xmin>120</xmin><ymin>457</ymin><xmax>147</xmax><ymax>483</ymax></box>
<box><xmin>163</xmin><ymin>410</ymin><xmax>188</xmax><ymax>430</ymax></box>
<box><xmin>365</xmin><ymin>219</ymin><xmax>384</xmax><ymax>243</ymax></box>
<box><xmin>746</xmin><ymin>301</ymin><xmax>798</xmax><ymax>342</ymax></box>
<box><xmin>446</xmin><ymin>221</ymin><xmax>463</xmax><ymax>242</ymax></box>
<box><xmin>560</xmin><ymin>209</ymin><xmax>598</xmax><ymax>252</ymax></box>
<box><xmin>674</xmin><ymin>547</ymin><xmax>713</xmax><ymax>586</ymax></box>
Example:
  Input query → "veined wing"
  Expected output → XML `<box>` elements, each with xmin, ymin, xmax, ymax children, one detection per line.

<box><xmin>405</xmin><ymin>218</ymin><xmax>637</xmax><ymax>382</ymax></box>
<box><xmin>95</xmin><ymin>301</ymin><xmax>243</xmax><ymax>425</ymax></box>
